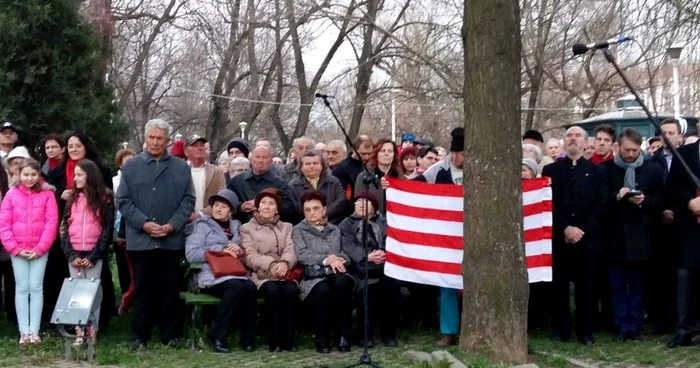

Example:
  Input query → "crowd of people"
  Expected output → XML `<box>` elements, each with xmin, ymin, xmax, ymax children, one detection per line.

<box><xmin>522</xmin><ymin>120</ymin><xmax>700</xmax><ymax>349</ymax></box>
<box><xmin>0</xmin><ymin>116</ymin><xmax>697</xmax><ymax>357</ymax></box>
<box><xmin>0</xmin><ymin>119</ymin><xmax>455</xmax><ymax>355</ymax></box>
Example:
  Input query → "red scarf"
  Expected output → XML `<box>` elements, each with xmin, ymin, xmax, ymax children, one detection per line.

<box><xmin>65</xmin><ymin>159</ymin><xmax>78</xmax><ymax>189</ymax></box>
<box><xmin>590</xmin><ymin>152</ymin><xmax>613</xmax><ymax>164</ymax></box>
<box><xmin>48</xmin><ymin>157</ymin><xmax>61</xmax><ymax>170</ymax></box>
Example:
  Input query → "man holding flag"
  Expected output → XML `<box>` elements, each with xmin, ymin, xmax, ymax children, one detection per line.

<box><xmin>384</xmin><ymin>127</ymin><xmax>553</xmax><ymax>348</ymax></box>
<box><xmin>415</xmin><ymin>127</ymin><xmax>465</xmax><ymax>346</ymax></box>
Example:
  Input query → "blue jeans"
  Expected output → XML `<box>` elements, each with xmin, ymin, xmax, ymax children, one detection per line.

<box><xmin>439</xmin><ymin>288</ymin><xmax>459</xmax><ymax>334</ymax></box>
<box><xmin>11</xmin><ymin>253</ymin><xmax>48</xmax><ymax>334</ymax></box>
<box><xmin>609</xmin><ymin>262</ymin><xmax>644</xmax><ymax>334</ymax></box>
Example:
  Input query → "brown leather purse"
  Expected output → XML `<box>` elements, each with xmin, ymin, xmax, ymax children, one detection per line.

<box><xmin>283</xmin><ymin>264</ymin><xmax>304</xmax><ymax>281</ymax></box>
<box><xmin>205</xmin><ymin>251</ymin><xmax>247</xmax><ymax>277</ymax></box>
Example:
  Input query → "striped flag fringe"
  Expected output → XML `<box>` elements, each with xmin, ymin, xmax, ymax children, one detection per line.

<box><xmin>383</xmin><ymin>177</ymin><xmax>552</xmax><ymax>289</ymax></box>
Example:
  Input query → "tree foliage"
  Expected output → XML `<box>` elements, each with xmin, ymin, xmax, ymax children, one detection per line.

<box><xmin>0</xmin><ymin>0</ymin><xmax>126</xmax><ymax>156</ymax></box>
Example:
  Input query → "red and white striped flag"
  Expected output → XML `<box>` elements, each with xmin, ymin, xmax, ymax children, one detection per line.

<box><xmin>384</xmin><ymin>177</ymin><xmax>552</xmax><ymax>289</ymax></box>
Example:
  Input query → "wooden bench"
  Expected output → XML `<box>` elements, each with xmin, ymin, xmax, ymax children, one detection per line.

<box><xmin>179</xmin><ymin>263</ymin><xmax>222</xmax><ymax>351</ymax></box>
<box><xmin>178</xmin><ymin>263</ymin><xmax>267</xmax><ymax>351</ymax></box>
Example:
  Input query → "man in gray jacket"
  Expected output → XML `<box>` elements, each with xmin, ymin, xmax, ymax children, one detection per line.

<box><xmin>117</xmin><ymin>119</ymin><xmax>195</xmax><ymax>351</ymax></box>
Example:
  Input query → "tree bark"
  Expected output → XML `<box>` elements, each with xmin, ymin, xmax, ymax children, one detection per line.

<box><xmin>283</xmin><ymin>0</ymin><xmax>358</xmax><ymax>149</ymax></box>
<box><xmin>348</xmin><ymin>0</ymin><xmax>410</xmax><ymax>140</ymax></box>
<box><xmin>461</xmin><ymin>0</ymin><xmax>528</xmax><ymax>363</ymax></box>
<box><xmin>205</xmin><ymin>0</ymin><xmax>243</xmax><ymax>154</ymax></box>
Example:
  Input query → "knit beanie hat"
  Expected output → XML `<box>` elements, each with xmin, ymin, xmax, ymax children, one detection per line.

<box><xmin>522</xmin><ymin>158</ymin><xmax>539</xmax><ymax>177</ymax></box>
<box><xmin>522</xmin><ymin>129</ymin><xmax>544</xmax><ymax>143</ymax></box>
<box><xmin>450</xmin><ymin>127</ymin><xmax>465</xmax><ymax>152</ymax></box>
<box><xmin>227</xmin><ymin>139</ymin><xmax>250</xmax><ymax>158</ymax></box>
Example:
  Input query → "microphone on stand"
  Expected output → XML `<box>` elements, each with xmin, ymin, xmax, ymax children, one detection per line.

<box><xmin>315</xmin><ymin>93</ymin><xmax>335</xmax><ymax>99</ymax></box>
<box><xmin>572</xmin><ymin>35</ymin><xmax>634</xmax><ymax>55</ymax></box>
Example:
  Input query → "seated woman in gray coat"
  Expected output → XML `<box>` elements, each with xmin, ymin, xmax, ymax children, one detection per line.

<box><xmin>339</xmin><ymin>190</ymin><xmax>400</xmax><ymax>348</ymax></box>
<box><xmin>293</xmin><ymin>190</ymin><xmax>355</xmax><ymax>354</ymax></box>
<box><xmin>288</xmin><ymin>150</ymin><xmax>346</xmax><ymax>224</ymax></box>
<box><xmin>185</xmin><ymin>189</ymin><xmax>256</xmax><ymax>354</ymax></box>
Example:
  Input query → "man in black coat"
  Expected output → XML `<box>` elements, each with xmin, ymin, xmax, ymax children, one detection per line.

<box><xmin>600</xmin><ymin>128</ymin><xmax>664</xmax><ymax>341</ymax></box>
<box><xmin>646</xmin><ymin>119</ymin><xmax>684</xmax><ymax>333</ymax></box>
<box><xmin>331</xmin><ymin>135</ymin><xmax>373</xmax><ymax>200</ymax></box>
<box><xmin>541</xmin><ymin>126</ymin><xmax>607</xmax><ymax>345</ymax></box>
<box><xmin>227</xmin><ymin>146</ymin><xmax>295</xmax><ymax>223</ymax></box>
<box><xmin>666</xmin><ymin>132</ymin><xmax>700</xmax><ymax>348</ymax></box>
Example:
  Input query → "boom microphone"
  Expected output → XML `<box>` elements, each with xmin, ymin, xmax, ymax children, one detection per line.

<box><xmin>572</xmin><ymin>35</ymin><xmax>634</xmax><ymax>55</ymax></box>
<box><xmin>315</xmin><ymin>93</ymin><xmax>334</xmax><ymax>99</ymax></box>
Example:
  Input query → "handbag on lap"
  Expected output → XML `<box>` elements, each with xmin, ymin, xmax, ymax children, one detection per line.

<box><xmin>205</xmin><ymin>251</ymin><xmax>247</xmax><ymax>277</ymax></box>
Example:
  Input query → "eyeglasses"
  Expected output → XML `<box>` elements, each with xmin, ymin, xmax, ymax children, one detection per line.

<box><xmin>303</xmin><ymin>206</ymin><xmax>324</xmax><ymax>213</ymax></box>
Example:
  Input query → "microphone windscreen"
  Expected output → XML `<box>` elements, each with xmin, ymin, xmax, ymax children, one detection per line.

<box><xmin>572</xmin><ymin>43</ymin><xmax>589</xmax><ymax>55</ymax></box>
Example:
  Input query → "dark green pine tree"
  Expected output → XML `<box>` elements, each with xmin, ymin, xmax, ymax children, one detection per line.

<box><xmin>0</xmin><ymin>0</ymin><xmax>126</xmax><ymax>158</ymax></box>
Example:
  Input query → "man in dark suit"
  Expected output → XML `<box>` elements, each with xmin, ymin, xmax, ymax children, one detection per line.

<box><xmin>542</xmin><ymin>126</ymin><xmax>607</xmax><ymax>346</ymax></box>
<box><xmin>665</xmin><ymin>125</ymin><xmax>700</xmax><ymax>348</ymax></box>
<box><xmin>646</xmin><ymin>119</ymin><xmax>684</xmax><ymax>334</ymax></box>
<box><xmin>649</xmin><ymin>119</ymin><xmax>684</xmax><ymax>182</ymax></box>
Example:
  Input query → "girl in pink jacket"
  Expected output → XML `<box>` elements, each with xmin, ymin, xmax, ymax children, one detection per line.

<box><xmin>0</xmin><ymin>159</ymin><xmax>58</xmax><ymax>345</ymax></box>
<box><xmin>59</xmin><ymin>159</ymin><xmax>113</xmax><ymax>344</ymax></box>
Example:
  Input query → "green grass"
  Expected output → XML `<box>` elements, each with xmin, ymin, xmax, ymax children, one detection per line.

<box><xmin>0</xmin><ymin>314</ymin><xmax>572</xmax><ymax>368</ymax></box>
<box><xmin>529</xmin><ymin>330</ymin><xmax>700</xmax><ymax>368</ymax></box>
<box><xmin>0</xmin><ymin>260</ymin><xmax>694</xmax><ymax>367</ymax></box>
<box><xmin>7</xmin><ymin>314</ymin><xmax>699</xmax><ymax>367</ymax></box>
<box><xmin>0</xmin><ymin>313</ymin><xmax>447</xmax><ymax>368</ymax></box>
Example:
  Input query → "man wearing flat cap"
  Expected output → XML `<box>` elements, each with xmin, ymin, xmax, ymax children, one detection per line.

<box><xmin>185</xmin><ymin>136</ymin><xmax>226</xmax><ymax>221</ymax></box>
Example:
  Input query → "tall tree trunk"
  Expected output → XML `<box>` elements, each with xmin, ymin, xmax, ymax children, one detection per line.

<box><xmin>206</xmin><ymin>0</ymin><xmax>243</xmax><ymax>154</ymax></box>
<box><xmin>461</xmin><ymin>0</ymin><xmax>528</xmax><ymax>363</ymax></box>
<box><xmin>348</xmin><ymin>0</ymin><xmax>378</xmax><ymax>140</ymax></box>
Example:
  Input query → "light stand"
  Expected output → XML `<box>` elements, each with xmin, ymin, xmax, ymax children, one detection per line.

<box><xmin>51</xmin><ymin>276</ymin><xmax>102</xmax><ymax>363</ymax></box>
<box><xmin>316</xmin><ymin>95</ymin><xmax>380</xmax><ymax>367</ymax></box>
<box><xmin>600</xmin><ymin>48</ymin><xmax>700</xmax><ymax>190</ymax></box>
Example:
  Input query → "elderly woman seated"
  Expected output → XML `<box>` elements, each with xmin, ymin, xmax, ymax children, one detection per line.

<box><xmin>293</xmin><ymin>190</ymin><xmax>355</xmax><ymax>354</ymax></box>
<box><xmin>339</xmin><ymin>191</ymin><xmax>400</xmax><ymax>347</ymax></box>
<box><xmin>240</xmin><ymin>188</ymin><xmax>299</xmax><ymax>352</ymax></box>
<box><xmin>185</xmin><ymin>189</ymin><xmax>257</xmax><ymax>354</ymax></box>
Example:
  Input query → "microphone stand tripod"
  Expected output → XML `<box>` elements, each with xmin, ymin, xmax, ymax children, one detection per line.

<box><xmin>316</xmin><ymin>95</ymin><xmax>381</xmax><ymax>368</ymax></box>
<box><xmin>599</xmin><ymin>48</ymin><xmax>700</xmax><ymax>190</ymax></box>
